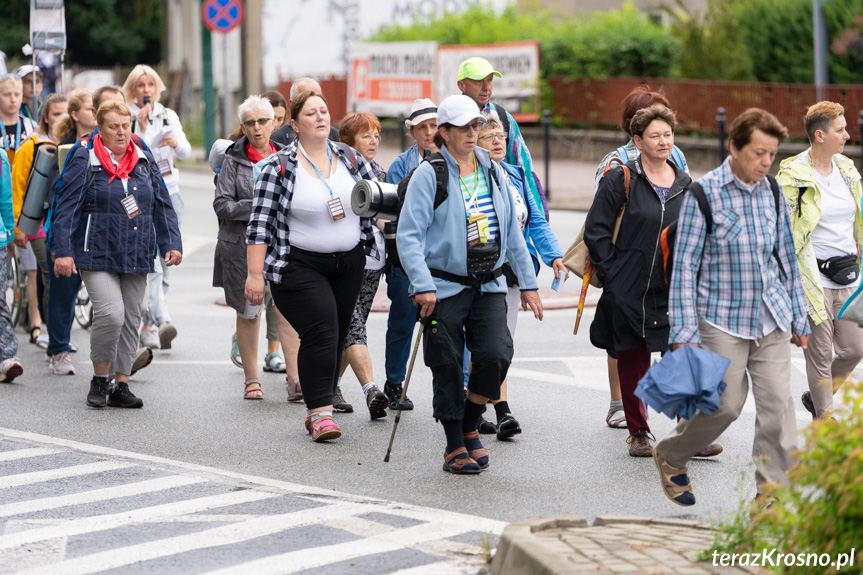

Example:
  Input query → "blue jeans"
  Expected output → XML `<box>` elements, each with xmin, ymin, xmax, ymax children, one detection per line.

<box><xmin>47</xmin><ymin>269</ymin><xmax>82</xmax><ymax>356</ymax></box>
<box><xmin>144</xmin><ymin>193</ymin><xmax>183</xmax><ymax>325</ymax></box>
<box><xmin>384</xmin><ymin>265</ymin><xmax>417</xmax><ymax>387</ymax></box>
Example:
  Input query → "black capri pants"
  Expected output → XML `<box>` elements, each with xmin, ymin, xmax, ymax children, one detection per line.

<box><xmin>269</xmin><ymin>244</ymin><xmax>365</xmax><ymax>410</ymax></box>
<box><xmin>423</xmin><ymin>289</ymin><xmax>513</xmax><ymax>421</ymax></box>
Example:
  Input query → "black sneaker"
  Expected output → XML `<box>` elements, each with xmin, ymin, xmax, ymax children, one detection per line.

<box><xmin>496</xmin><ymin>413</ymin><xmax>522</xmax><ymax>440</ymax></box>
<box><xmin>107</xmin><ymin>382</ymin><xmax>144</xmax><ymax>408</ymax></box>
<box><xmin>86</xmin><ymin>376</ymin><xmax>109</xmax><ymax>408</ymax></box>
<box><xmin>801</xmin><ymin>391</ymin><xmax>816</xmax><ymax>420</ymax></box>
<box><xmin>333</xmin><ymin>387</ymin><xmax>353</xmax><ymax>413</ymax></box>
<box><xmin>477</xmin><ymin>417</ymin><xmax>496</xmax><ymax>434</ymax></box>
<box><xmin>365</xmin><ymin>385</ymin><xmax>388</xmax><ymax>420</ymax></box>
<box><xmin>384</xmin><ymin>382</ymin><xmax>413</xmax><ymax>410</ymax></box>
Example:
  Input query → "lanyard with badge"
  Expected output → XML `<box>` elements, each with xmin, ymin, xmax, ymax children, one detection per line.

<box><xmin>298</xmin><ymin>142</ymin><xmax>346</xmax><ymax>221</ymax></box>
<box><xmin>0</xmin><ymin>119</ymin><xmax>22</xmax><ymax>151</ymax></box>
<box><xmin>119</xmin><ymin>177</ymin><xmax>142</xmax><ymax>219</ymax></box>
<box><xmin>460</xmin><ymin>154</ymin><xmax>489</xmax><ymax>247</ymax></box>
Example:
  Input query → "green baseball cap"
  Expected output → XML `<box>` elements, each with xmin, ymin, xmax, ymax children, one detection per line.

<box><xmin>457</xmin><ymin>57</ymin><xmax>502</xmax><ymax>81</ymax></box>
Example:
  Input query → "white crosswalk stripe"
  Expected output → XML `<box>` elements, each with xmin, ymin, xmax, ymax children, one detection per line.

<box><xmin>0</xmin><ymin>475</ymin><xmax>205</xmax><ymax>519</ymax></box>
<box><xmin>0</xmin><ymin>430</ymin><xmax>502</xmax><ymax>575</ymax></box>
<box><xmin>0</xmin><ymin>461</ymin><xmax>133</xmax><ymax>489</ymax></box>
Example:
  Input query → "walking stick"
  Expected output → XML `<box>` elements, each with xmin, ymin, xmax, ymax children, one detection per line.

<box><xmin>384</xmin><ymin>316</ymin><xmax>431</xmax><ymax>462</ymax></box>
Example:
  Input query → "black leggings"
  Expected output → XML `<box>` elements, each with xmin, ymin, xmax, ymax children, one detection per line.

<box><xmin>269</xmin><ymin>244</ymin><xmax>365</xmax><ymax>410</ymax></box>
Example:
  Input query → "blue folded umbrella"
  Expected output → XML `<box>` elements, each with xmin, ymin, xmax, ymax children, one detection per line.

<box><xmin>635</xmin><ymin>345</ymin><xmax>730</xmax><ymax>420</ymax></box>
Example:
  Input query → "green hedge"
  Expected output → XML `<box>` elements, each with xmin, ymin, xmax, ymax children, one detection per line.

<box><xmin>371</xmin><ymin>1</ymin><xmax>678</xmax><ymax>79</ymax></box>
<box><xmin>371</xmin><ymin>0</ymin><xmax>863</xmax><ymax>84</ymax></box>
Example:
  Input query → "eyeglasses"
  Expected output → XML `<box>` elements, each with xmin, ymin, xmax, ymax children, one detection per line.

<box><xmin>455</xmin><ymin>121</ymin><xmax>484</xmax><ymax>133</ymax></box>
<box><xmin>243</xmin><ymin>117</ymin><xmax>272</xmax><ymax>128</ymax></box>
<box><xmin>478</xmin><ymin>132</ymin><xmax>507</xmax><ymax>142</ymax></box>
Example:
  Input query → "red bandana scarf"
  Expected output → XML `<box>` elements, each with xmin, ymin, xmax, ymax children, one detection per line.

<box><xmin>93</xmin><ymin>134</ymin><xmax>137</xmax><ymax>184</ymax></box>
<box><xmin>246</xmin><ymin>141</ymin><xmax>276</xmax><ymax>165</ymax></box>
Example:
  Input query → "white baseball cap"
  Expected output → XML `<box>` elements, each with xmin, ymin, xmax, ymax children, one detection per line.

<box><xmin>436</xmin><ymin>94</ymin><xmax>485</xmax><ymax>127</ymax></box>
<box><xmin>13</xmin><ymin>65</ymin><xmax>41</xmax><ymax>79</ymax></box>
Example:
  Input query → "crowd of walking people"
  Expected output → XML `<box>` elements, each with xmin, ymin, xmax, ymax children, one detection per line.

<box><xmin>2</xmin><ymin>56</ymin><xmax>861</xmax><ymax>500</ymax></box>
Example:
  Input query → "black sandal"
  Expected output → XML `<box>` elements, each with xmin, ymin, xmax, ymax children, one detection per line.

<box><xmin>29</xmin><ymin>327</ymin><xmax>40</xmax><ymax>344</ymax></box>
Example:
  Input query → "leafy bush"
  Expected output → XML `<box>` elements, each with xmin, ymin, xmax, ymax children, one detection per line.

<box><xmin>370</xmin><ymin>1</ymin><xmax>679</xmax><ymax>79</ymax></box>
<box><xmin>706</xmin><ymin>379</ymin><xmax>863</xmax><ymax>574</ymax></box>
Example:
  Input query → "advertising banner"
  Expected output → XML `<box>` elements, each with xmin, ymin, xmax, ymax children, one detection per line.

<box><xmin>348</xmin><ymin>42</ymin><xmax>437</xmax><ymax>117</ymax></box>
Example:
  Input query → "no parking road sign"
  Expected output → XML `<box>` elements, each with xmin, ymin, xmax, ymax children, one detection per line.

<box><xmin>202</xmin><ymin>0</ymin><xmax>244</xmax><ymax>33</ymax></box>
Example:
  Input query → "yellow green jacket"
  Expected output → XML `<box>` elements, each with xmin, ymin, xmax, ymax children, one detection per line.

<box><xmin>777</xmin><ymin>150</ymin><xmax>863</xmax><ymax>325</ymax></box>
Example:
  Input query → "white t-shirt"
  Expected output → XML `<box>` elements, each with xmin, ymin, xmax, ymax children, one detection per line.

<box><xmin>812</xmin><ymin>160</ymin><xmax>859</xmax><ymax>290</ymax></box>
<box><xmin>287</xmin><ymin>160</ymin><xmax>361</xmax><ymax>253</ymax></box>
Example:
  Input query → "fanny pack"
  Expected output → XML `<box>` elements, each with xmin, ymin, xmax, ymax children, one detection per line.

<box><xmin>467</xmin><ymin>242</ymin><xmax>500</xmax><ymax>275</ymax></box>
<box><xmin>817</xmin><ymin>254</ymin><xmax>859</xmax><ymax>285</ymax></box>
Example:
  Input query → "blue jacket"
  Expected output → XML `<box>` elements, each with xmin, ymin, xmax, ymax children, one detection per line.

<box><xmin>385</xmin><ymin>144</ymin><xmax>423</xmax><ymax>185</ymax></box>
<box><xmin>52</xmin><ymin>143</ymin><xmax>182</xmax><ymax>273</ymax></box>
<box><xmin>502</xmin><ymin>162</ymin><xmax>563</xmax><ymax>275</ymax></box>
<box><xmin>397</xmin><ymin>146</ymin><xmax>538</xmax><ymax>299</ymax></box>
<box><xmin>0</xmin><ymin>152</ymin><xmax>13</xmax><ymax>246</ymax></box>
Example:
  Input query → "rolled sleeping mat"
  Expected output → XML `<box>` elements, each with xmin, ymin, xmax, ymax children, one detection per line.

<box><xmin>351</xmin><ymin>180</ymin><xmax>400</xmax><ymax>220</ymax></box>
<box><xmin>18</xmin><ymin>144</ymin><xmax>57</xmax><ymax>236</ymax></box>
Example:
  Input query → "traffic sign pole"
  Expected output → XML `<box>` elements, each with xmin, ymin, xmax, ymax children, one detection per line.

<box><xmin>201</xmin><ymin>0</ymin><xmax>216</xmax><ymax>152</ymax></box>
<box><xmin>201</xmin><ymin>0</ymin><xmax>244</xmax><ymax>142</ymax></box>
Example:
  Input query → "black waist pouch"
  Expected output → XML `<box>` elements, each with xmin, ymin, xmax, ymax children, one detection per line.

<box><xmin>817</xmin><ymin>254</ymin><xmax>859</xmax><ymax>285</ymax></box>
<box><xmin>467</xmin><ymin>242</ymin><xmax>500</xmax><ymax>275</ymax></box>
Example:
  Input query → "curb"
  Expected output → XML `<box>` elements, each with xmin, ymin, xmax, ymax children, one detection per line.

<box><xmin>490</xmin><ymin>515</ymin><xmax>758</xmax><ymax>575</ymax></box>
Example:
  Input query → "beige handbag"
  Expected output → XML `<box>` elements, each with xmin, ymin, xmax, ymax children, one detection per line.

<box><xmin>562</xmin><ymin>161</ymin><xmax>630</xmax><ymax>289</ymax></box>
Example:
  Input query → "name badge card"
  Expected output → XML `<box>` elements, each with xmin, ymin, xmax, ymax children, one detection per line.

<box><xmin>121</xmin><ymin>194</ymin><xmax>142</xmax><ymax>219</ymax></box>
<box><xmin>467</xmin><ymin>220</ymin><xmax>480</xmax><ymax>247</ymax></box>
<box><xmin>328</xmin><ymin>197</ymin><xmax>346</xmax><ymax>221</ymax></box>
<box><xmin>468</xmin><ymin>213</ymin><xmax>490</xmax><ymax>244</ymax></box>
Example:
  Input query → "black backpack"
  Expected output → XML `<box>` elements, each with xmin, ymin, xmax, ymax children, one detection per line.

<box><xmin>660</xmin><ymin>175</ymin><xmax>787</xmax><ymax>285</ymax></box>
<box><xmin>396</xmin><ymin>152</ymin><xmax>448</xmax><ymax>212</ymax></box>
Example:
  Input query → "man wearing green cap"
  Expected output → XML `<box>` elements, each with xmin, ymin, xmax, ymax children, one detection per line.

<box><xmin>457</xmin><ymin>56</ymin><xmax>547</xmax><ymax>219</ymax></box>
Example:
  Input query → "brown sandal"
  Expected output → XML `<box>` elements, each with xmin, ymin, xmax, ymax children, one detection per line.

<box><xmin>653</xmin><ymin>451</ymin><xmax>695</xmax><ymax>506</ymax></box>
<box><xmin>462</xmin><ymin>430</ymin><xmax>489</xmax><ymax>469</ymax></box>
<box><xmin>442</xmin><ymin>447</ymin><xmax>481</xmax><ymax>474</ymax></box>
<box><xmin>243</xmin><ymin>380</ymin><xmax>263</xmax><ymax>400</ymax></box>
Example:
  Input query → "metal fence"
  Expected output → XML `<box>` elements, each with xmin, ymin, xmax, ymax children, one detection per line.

<box><xmin>547</xmin><ymin>76</ymin><xmax>863</xmax><ymax>141</ymax></box>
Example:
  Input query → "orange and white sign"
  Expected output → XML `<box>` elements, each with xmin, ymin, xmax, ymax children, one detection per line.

<box><xmin>348</xmin><ymin>42</ymin><xmax>437</xmax><ymax>117</ymax></box>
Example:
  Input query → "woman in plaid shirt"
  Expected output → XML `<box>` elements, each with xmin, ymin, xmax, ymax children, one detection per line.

<box><xmin>653</xmin><ymin>108</ymin><xmax>811</xmax><ymax>507</ymax></box>
<box><xmin>245</xmin><ymin>91</ymin><xmax>380</xmax><ymax>443</ymax></box>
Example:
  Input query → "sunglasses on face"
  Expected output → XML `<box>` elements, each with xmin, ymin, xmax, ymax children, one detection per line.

<box><xmin>455</xmin><ymin>121</ymin><xmax>484</xmax><ymax>133</ymax></box>
<box><xmin>478</xmin><ymin>132</ymin><xmax>507</xmax><ymax>142</ymax></box>
<box><xmin>243</xmin><ymin>117</ymin><xmax>272</xmax><ymax>128</ymax></box>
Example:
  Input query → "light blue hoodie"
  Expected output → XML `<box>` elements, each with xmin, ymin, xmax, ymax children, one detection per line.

<box><xmin>0</xmin><ymin>152</ymin><xmax>14</xmax><ymax>247</ymax></box>
<box><xmin>397</xmin><ymin>145</ymin><xmax>538</xmax><ymax>299</ymax></box>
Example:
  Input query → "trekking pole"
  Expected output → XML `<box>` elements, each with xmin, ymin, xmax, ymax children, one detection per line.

<box><xmin>384</xmin><ymin>315</ymin><xmax>431</xmax><ymax>463</ymax></box>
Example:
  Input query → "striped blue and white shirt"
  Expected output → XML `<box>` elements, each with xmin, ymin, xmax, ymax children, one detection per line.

<box><xmin>460</xmin><ymin>169</ymin><xmax>499</xmax><ymax>242</ymax></box>
<box><xmin>668</xmin><ymin>158</ymin><xmax>810</xmax><ymax>344</ymax></box>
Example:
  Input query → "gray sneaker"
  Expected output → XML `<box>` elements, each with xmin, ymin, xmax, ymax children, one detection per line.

<box><xmin>365</xmin><ymin>385</ymin><xmax>388</xmax><ymax>420</ymax></box>
<box><xmin>140</xmin><ymin>325</ymin><xmax>160</xmax><ymax>349</ymax></box>
<box><xmin>50</xmin><ymin>352</ymin><xmax>76</xmax><ymax>375</ymax></box>
<box><xmin>159</xmin><ymin>323</ymin><xmax>177</xmax><ymax>350</ymax></box>
<box><xmin>333</xmin><ymin>386</ymin><xmax>353</xmax><ymax>413</ymax></box>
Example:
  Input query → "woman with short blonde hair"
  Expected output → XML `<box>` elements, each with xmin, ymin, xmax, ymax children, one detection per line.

<box><xmin>123</xmin><ymin>64</ymin><xmax>191</xmax><ymax>352</ymax></box>
<box><xmin>778</xmin><ymin>101</ymin><xmax>863</xmax><ymax>420</ymax></box>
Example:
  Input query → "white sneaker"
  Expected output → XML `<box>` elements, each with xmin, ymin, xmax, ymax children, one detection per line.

<box><xmin>0</xmin><ymin>358</ymin><xmax>24</xmax><ymax>383</ymax></box>
<box><xmin>159</xmin><ymin>323</ymin><xmax>177</xmax><ymax>350</ymax></box>
<box><xmin>140</xmin><ymin>325</ymin><xmax>160</xmax><ymax>349</ymax></box>
<box><xmin>50</xmin><ymin>352</ymin><xmax>76</xmax><ymax>375</ymax></box>
<box><xmin>35</xmin><ymin>332</ymin><xmax>49</xmax><ymax>350</ymax></box>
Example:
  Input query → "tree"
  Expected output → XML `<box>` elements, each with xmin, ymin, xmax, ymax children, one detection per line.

<box><xmin>0</xmin><ymin>0</ymin><xmax>163</xmax><ymax>68</ymax></box>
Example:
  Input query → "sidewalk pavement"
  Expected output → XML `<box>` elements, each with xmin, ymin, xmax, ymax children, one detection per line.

<box><xmin>490</xmin><ymin>516</ymin><xmax>763</xmax><ymax>575</ymax></box>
